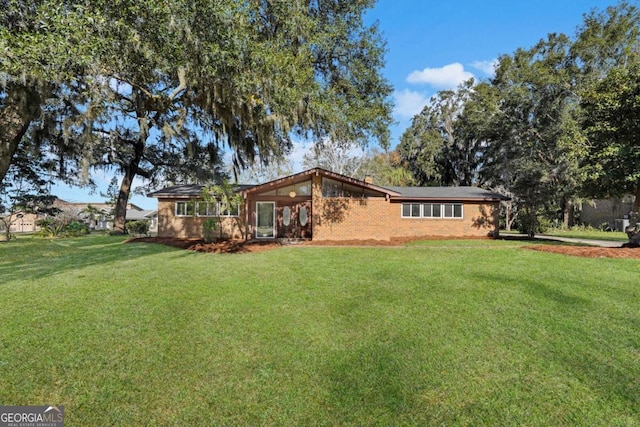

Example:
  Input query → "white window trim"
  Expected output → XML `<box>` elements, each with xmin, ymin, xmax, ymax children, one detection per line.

<box><xmin>400</xmin><ymin>203</ymin><xmax>464</xmax><ymax>219</ymax></box>
<box><xmin>174</xmin><ymin>200</ymin><xmax>240</xmax><ymax>218</ymax></box>
<box><xmin>175</xmin><ymin>201</ymin><xmax>192</xmax><ymax>217</ymax></box>
<box><xmin>401</xmin><ymin>203</ymin><xmax>422</xmax><ymax>218</ymax></box>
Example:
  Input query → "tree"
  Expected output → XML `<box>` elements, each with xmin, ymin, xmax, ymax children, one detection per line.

<box><xmin>581</xmin><ymin>62</ymin><xmax>640</xmax><ymax>215</ymax></box>
<box><xmin>398</xmin><ymin>80</ymin><xmax>481</xmax><ymax>186</ymax></box>
<box><xmin>0</xmin><ymin>143</ymin><xmax>59</xmax><ymax>241</ymax></box>
<box><xmin>67</xmin><ymin>0</ymin><xmax>393</xmax><ymax>233</ymax></box>
<box><xmin>359</xmin><ymin>149</ymin><xmax>415</xmax><ymax>186</ymax></box>
<box><xmin>302</xmin><ymin>138</ymin><xmax>367</xmax><ymax>177</ymax></box>
<box><xmin>1</xmin><ymin>0</ymin><xmax>102</xmax><ymax>186</ymax></box>
<box><xmin>479</xmin><ymin>33</ymin><xmax>586</xmax><ymax>234</ymax></box>
<box><xmin>574</xmin><ymin>2</ymin><xmax>640</xmax><ymax>216</ymax></box>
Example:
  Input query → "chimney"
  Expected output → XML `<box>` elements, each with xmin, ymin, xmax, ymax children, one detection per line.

<box><xmin>364</xmin><ymin>176</ymin><xmax>373</xmax><ymax>184</ymax></box>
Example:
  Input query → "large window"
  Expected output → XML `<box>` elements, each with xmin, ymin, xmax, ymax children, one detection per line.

<box><xmin>175</xmin><ymin>201</ymin><xmax>239</xmax><ymax>217</ymax></box>
<box><xmin>259</xmin><ymin>180</ymin><xmax>312</xmax><ymax>196</ymax></box>
<box><xmin>401</xmin><ymin>203</ymin><xmax>463</xmax><ymax>219</ymax></box>
<box><xmin>322</xmin><ymin>178</ymin><xmax>384</xmax><ymax>198</ymax></box>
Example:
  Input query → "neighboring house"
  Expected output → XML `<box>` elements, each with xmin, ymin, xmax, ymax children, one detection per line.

<box><xmin>125</xmin><ymin>208</ymin><xmax>159</xmax><ymax>233</ymax></box>
<box><xmin>0</xmin><ymin>212</ymin><xmax>40</xmax><ymax>233</ymax></box>
<box><xmin>580</xmin><ymin>195</ymin><xmax>637</xmax><ymax>231</ymax></box>
<box><xmin>2</xmin><ymin>199</ymin><xmax>158</xmax><ymax>234</ymax></box>
<box><xmin>148</xmin><ymin>168</ymin><xmax>507</xmax><ymax>241</ymax></box>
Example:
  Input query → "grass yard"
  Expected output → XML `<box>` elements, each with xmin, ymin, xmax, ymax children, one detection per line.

<box><xmin>1</xmin><ymin>235</ymin><xmax>639</xmax><ymax>426</ymax></box>
<box><xmin>544</xmin><ymin>228</ymin><xmax>629</xmax><ymax>242</ymax></box>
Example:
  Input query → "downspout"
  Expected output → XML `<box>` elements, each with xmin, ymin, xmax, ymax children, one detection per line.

<box><xmin>243</xmin><ymin>192</ymin><xmax>249</xmax><ymax>241</ymax></box>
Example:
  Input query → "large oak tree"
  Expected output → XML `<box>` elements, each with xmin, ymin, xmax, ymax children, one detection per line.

<box><xmin>2</xmin><ymin>1</ymin><xmax>393</xmax><ymax>233</ymax></box>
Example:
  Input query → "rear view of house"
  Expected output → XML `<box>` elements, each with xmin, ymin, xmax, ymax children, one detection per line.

<box><xmin>149</xmin><ymin>168</ymin><xmax>506</xmax><ymax>241</ymax></box>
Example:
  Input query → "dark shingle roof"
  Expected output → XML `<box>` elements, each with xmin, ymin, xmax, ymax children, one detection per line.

<box><xmin>385</xmin><ymin>186</ymin><xmax>509</xmax><ymax>201</ymax></box>
<box><xmin>147</xmin><ymin>184</ymin><xmax>254</xmax><ymax>198</ymax></box>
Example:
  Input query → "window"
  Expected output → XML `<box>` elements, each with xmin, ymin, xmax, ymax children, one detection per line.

<box><xmin>322</xmin><ymin>178</ymin><xmax>343</xmax><ymax>197</ymax></box>
<box><xmin>402</xmin><ymin>203</ymin><xmax>421</xmax><ymax>218</ymax></box>
<box><xmin>283</xmin><ymin>206</ymin><xmax>291</xmax><ymax>226</ymax></box>
<box><xmin>197</xmin><ymin>202</ymin><xmax>218</xmax><ymax>217</ymax></box>
<box><xmin>402</xmin><ymin>203</ymin><xmax>463</xmax><ymax>219</ymax></box>
<box><xmin>175</xmin><ymin>201</ymin><xmax>195</xmax><ymax>216</ymax></box>
<box><xmin>322</xmin><ymin>178</ymin><xmax>385</xmax><ymax>198</ymax></box>
<box><xmin>258</xmin><ymin>180</ymin><xmax>312</xmax><ymax>196</ymax></box>
<box><xmin>176</xmin><ymin>201</ymin><xmax>239</xmax><ymax>217</ymax></box>
<box><xmin>219</xmin><ymin>202</ymin><xmax>240</xmax><ymax>217</ymax></box>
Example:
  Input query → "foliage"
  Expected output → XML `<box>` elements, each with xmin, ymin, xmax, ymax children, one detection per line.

<box><xmin>581</xmin><ymin>62</ymin><xmax>640</xmax><ymax>213</ymax></box>
<box><xmin>0</xmin><ymin>0</ymin><xmax>105</xmax><ymax>187</ymax></box>
<box><xmin>64</xmin><ymin>220</ymin><xmax>90</xmax><ymax>237</ymax></box>
<box><xmin>201</xmin><ymin>181</ymin><xmax>244</xmax><ymax>240</ymax></box>
<box><xmin>2</xmin><ymin>1</ymin><xmax>392</xmax><ymax>234</ymax></box>
<box><xmin>0</xmin><ymin>143</ymin><xmax>59</xmax><ymax>241</ymax></box>
<box><xmin>1</xmin><ymin>235</ymin><xmax>639</xmax><ymax>425</ymax></box>
<box><xmin>125</xmin><ymin>220</ymin><xmax>150</xmax><ymax>237</ymax></box>
<box><xmin>34</xmin><ymin>218</ymin><xmax>65</xmax><ymax>238</ymax></box>
<box><xmin>35</xmin><ymin>218</ymin><xmax>89</xmax><ymax>238</ymax></box>
<box><xmin>302</xmin><ymin>137</ymin><xmax>368</xmax><ymax>178</ymax></box>
<box><xmin>202</xmin><ymin>218</ymin><xmax>218</xmax><ymax>244</ymax></box>
<box><xmin>359</xmin><ymin>149</ymin><xmax>416</xmax><ymax>186</ymax></box>
<box><xmin>398</xmin><ymin>79</ymin><xmax>482</xmax><ymax>186</ymax></box>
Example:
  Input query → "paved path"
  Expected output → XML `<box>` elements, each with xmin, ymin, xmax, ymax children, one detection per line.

<box><xmin>502</xmin><ymin>232</ymin><xmax>624</xmax><ymax>248</ymax></box>
<box><xmin>534</xmin><ymin>235</ymin><xmax>624</xmax><ymax>248</ymax></box>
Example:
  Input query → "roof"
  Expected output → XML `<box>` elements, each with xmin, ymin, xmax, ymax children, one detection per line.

<box><xmin>244</xmin><ymin>168</ymin><xmax>401</xmax><ymax>197</ymax></box>
<box><xmin>126</xmin><ymin>209</ymin><xmax>157</xmax><ymax>220</ymax></box>
<box><xmin>386</xmin><ymin>186</ymin><xmax>509</xmax><ymax>202</ymax></box>
<box><xmin>146</xmin><ymin>169</ymin><xmax>508</xmax><ymax>202</ymax></box>
<box><xmin>147</xmin><ymin>184</ymin><xmax>254</xmax><ymax>198</ymax></box>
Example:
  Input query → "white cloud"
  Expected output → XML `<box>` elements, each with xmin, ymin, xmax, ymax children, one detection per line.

<box><xmin>406</xmin><ymin>63</ymin><xmax>474</xmax><ymax>89</ymax></box>
<box><xmin>470</xmin><ymin>59</ymin><xmax>498</xmax><ymax>76</ymax></box>
<box><xmin>393</xmin><ymin>89</ymin><xmax>429</xmax><ymax>119</ymax></box>
<box><xmin>288</xmin><ymin>139</ymin><xmax>311</xmax><ymax>171</ymax></box>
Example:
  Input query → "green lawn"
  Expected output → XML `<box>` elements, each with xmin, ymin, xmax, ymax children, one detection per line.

<box><xmin>544</xmin><ymin>228</ymin><xmax>629</xmax><ymax>242</ymax></box>
<box><xmin>1</xmin><ymin>235</ymin><xmax>639</xmax><ymax>426</ymax></box>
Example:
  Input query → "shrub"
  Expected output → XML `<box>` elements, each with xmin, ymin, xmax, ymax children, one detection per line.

<box><xmin>203</xmin><ymin>218</ymin><xmax>218</xmax><ymax>243</ymax></box>
<box><xmin>65</xmin><ymin>221</ymin><xmax>90</xmax><ymax>237</ymax></box>
<box><xmin>125</xmin><ymin>220</ymin><xmax>150</xmax><ymax>237</ymax></box>
<box><xmin>35</xmin><ymin>218</ymin><xmax>65</xmax><ymax>237</ymax></box>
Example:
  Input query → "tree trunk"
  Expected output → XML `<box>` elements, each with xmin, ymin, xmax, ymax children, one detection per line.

<box><xmin>504</xmin><ymin>202</ymin><xmax>511</xmax><ymax>231</ymax></box>
<box><xmin>634</xmin><ymin>180</ymin><xmax>640</xmax><ymax>220</ymax></box>
<box><xmin>0</xmin><ymin>84</ymin><xmax>42</xmax><ymax>184</ymax></box>
<box><xmin>562</xmin><ymin>199</ymin><xmax>574</xmax><ymax>229</ymax></box>
<box><xmin>112</xmin><ymin>139</ymin><xmax>145</xmax><ymax>234</ymax></box>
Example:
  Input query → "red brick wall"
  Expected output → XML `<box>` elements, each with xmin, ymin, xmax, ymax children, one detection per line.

<box><xmin>157</xmin><ymin>199</ymin><xmax>244</xmax><ymax>239</ymax></box>
<box><xmin>310</xmin><ymin>174</ymin><xmax>499</xmax><ymax>240</ymax></box>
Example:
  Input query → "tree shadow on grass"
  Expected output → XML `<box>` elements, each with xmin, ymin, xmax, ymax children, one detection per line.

<box><xmin>0</xmin><ymin>235</ymin><xmax>190</xmax><ymax>283</ymax></box>
<box><xmin>473</xmin><ymin>271</ymin><xmax>640</xmax><ymax>413</ymax></box>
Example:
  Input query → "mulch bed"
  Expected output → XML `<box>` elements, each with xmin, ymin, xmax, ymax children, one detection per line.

<box><xmin>524</xmin><ymin>245</ymin><xmax>640</xmax><ymax>259</ymax></box>
<box><xmin>126</xmin><ymin>236</ymin><xmax>640</xmax><ymax>259</ymax></box>
<box><xmin>126</xmin><ymin>237</ymin><xmax>282</xmax><ymax>253</ymax></box>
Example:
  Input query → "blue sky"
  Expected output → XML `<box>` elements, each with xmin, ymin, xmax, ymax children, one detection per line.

<box><xmin>52</xmin><ymin>0</ymin><xmax>617</xmax><ymax>209</ymax></box>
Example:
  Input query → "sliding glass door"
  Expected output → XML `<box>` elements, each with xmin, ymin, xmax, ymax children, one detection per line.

<box><xmin>256</xmin><ymin>202</ymin><xmax>275</xmax><ymax>238</ymax></box>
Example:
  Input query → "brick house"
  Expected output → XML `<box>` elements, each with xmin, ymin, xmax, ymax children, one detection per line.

<box><xmin>148</xmin><ymin>168</ymin><xmax>506</xmax><ymax>241</ymax></box>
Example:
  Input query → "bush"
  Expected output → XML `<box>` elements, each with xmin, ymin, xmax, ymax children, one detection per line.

<box><xmin>35</xmin><ymin>218</ymin><xmax>65</xmax><ymax>237</ymax></box>
<box><xmin>125</xmin><ymin>220</ymin><xmax>150</xmax><ymax>237</ymax></box>
<box><xmin>203</xmin><ymin>218</ymin><xmax>218</xmax><ymax>243</ymax></box>
<box><xmin>65</xmin><ymin>221</ymin><xmax>90</xmax><ymax>237</ymax></box>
